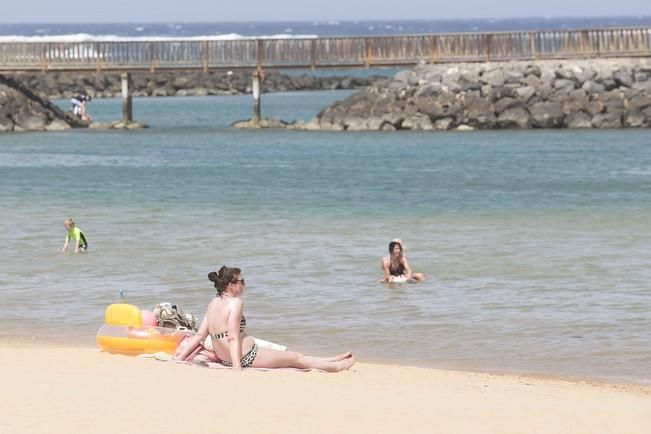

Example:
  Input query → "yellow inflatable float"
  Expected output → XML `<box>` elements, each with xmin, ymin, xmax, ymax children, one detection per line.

<box><xmin>96</xmin><ymin>303</ymin><xmax>191</xmax><ymax>356</ymax></box>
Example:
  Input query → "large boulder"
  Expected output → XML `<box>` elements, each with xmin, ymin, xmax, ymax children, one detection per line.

<box><xmin>480</xmin><ymin>68</ymin><xmax>506</xmax><ymax>87</ymax></box>
<box><xmin>524</xmin><ymin>64</ymin><xmax>542</xmax><ymax>77</ymax></box>
<box><xmin>582</xmin><ymin>80</ymin><xmax>606</xmax><ymax>93</ymax></box>
<box><xmin>624</xmin><ymin>110</ymin><xmax>647</xmax><ymax>128</ymax></box>
<box><xmin>401</xmin><ymin>113</ymin><xmax>434</xmax><ymax>130</ymax></box>
<box><xmin>497</xmin><ymin>107</ymin><xmax>532</xmax><ymax>129</ymax></box>
<box><xmin>13</xmin><ymin>112</ymin><xmax>48</xmax><ymax>131</ymax></box>
<box><xmin>0</xmin><ymin>115</ymin><xmax>13</xmax><ymax>132</ymax></box>
<box><xmin>344</xmin><ymin>117</ymin><xmax>369</xmax><ymax>131</ymax></box>
<box><xmin>463</xmin><ymin>96</ymin><xmax>496</xmax><ymax>128</ymax></box>
<box><xmin>565</xmin><ymin>111</ymin><xmax>592</xmax><ymax>128</ymax></box>
<box><xmin>553</xmin><ymin>78</ymin><xmax>576</xmax><ymax>93</ymax></box>
<box><xmin>514</xmin><ymin>86</ymin><xmax>536</xmax><ymax>102</ymax></box>
<box><xmin>613</xmin><ymin>69</ymin><xmax>633</xmax><ymax>88</ymax></box>
<box><xmin>634</xmin><ymin>72</ymin><xmax>650</xmax><ymax>82</ymax></box>
<box><xmin>434</xmin><ymin>117</ymin><xmax>455</xmax><ymax>130</ymax></box>
<box><xmin>45</xmin><ymin>119</ymin><xmax>71</xmax><ymax>131</ymax></box>
<box><xmin>414</xmin><ymin>97</ymin><xmax>445</xmax><ymax>119</ymax></box>
<box><xmin>494</xmin><ymin>97</ymin><xmax>521</xmax><ymax>114</ymax></box>
<box><xmin>629</xmin><ymin>94</ymin><xmax>651</xmax><ymax>111</ymax></box>
<box><xmin>592</xmin><ymin>111</ymin><xmax>623</xmax><ymax>128</ymax></box>
<box><xmin>530</xmin><ymin>102</ymin><xmax>564</xmax><ymax>128</ymax></box>
<box><xmin>632</xmin><ymin>81</ymin><xmax>651</xmax><ymax>92</ymax></box>
<box><xmin>585</xmin><ymin>100</ymin><xmax>605</xmax><ymax>116</ymax></box>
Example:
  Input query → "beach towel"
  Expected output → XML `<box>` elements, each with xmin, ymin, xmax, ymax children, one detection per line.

<box><xmin>140</xmin><ymin>352</ymin><xmax>313</xmax><ymax>372</ymax></box>
<box><xmin>142</xmin><ymin>335</ymin><xmax>313</xmax><ymax>371</ymax></box>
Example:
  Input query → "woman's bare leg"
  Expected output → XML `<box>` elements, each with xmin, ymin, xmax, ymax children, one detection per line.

<box><xmin>326</xmin><ymin>351</ymin><xmax>353</xmax><ymax>361</ymax></box>
<box><xmin>411</xmin><ymin>272</ymin><xmax>425</xmax><ymax>282</ymax></box>
<box><xmin>252</xmin><ymin>347</ymin><xmax>355</xmax><ymax>372</ymax></box>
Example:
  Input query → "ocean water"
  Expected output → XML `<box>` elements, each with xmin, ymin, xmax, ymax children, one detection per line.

<box><xmin>1</xmin><ymin>91</ymin><xmax>650</xmax><ymax>385</ymax></box>
<box><xmin>1</xmin><ymin>17</ymin><xmax>651</xmax><ymax>41</ymax></box>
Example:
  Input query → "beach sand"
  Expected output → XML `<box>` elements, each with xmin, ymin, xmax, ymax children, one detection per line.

<box><xmin>1</xmin><ymin>342</ymin><xmax>650</xmax><ymax>434</ymax></box>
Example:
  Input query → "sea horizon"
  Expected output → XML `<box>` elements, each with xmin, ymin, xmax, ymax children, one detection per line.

<box><xmin>1</xmin><ymin>16</ymin><xmax>651</xmax><ymax>41</ymax></box>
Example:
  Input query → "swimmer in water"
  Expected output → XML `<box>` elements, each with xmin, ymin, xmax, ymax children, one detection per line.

<box><xmin>381</xmin><ymin>239</ymin><xmax>425</xmax><ymax>283</ymax></box>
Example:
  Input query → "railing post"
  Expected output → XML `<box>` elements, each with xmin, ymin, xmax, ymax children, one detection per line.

<box><xmin>256</xmin><ymin>39</ymin><xmax>264</xmax><ymax>69</ymax></box>
<box><xmin>364</xmin><ymin>37</ymin><xmax>372</xmax><ymax>68</ymax></box>
<box><xmin>149</xmin><ymin>42</ymin><xmax>156</xmax><ymax>73</ymax></box>
<box><xmin>485</xmin><ymin>34</ymin><xmax>492</xmax><ymax>61</ymax></box>
<box><xmin>39</xmin><ymin>45</ymin><xmax>46</xmax><ymax>72</ymax></box>
<box><xmin>429</xmin><ymin>35</ymin><xmax>438</xmax><ymax>63</ymax></box>
<box><xmin>529</xmin><ymin>32</ymin><xmax>536</xmax><ymax>60</ymax></box>
<box><xmin>251</xmin><ymin>68</ymin><xmax>262</xmax><ymax>125</ymax></box>
<box><xmin>310</xmin><ymin>39</ymin><xmax>317</xmax><ymax>71</ymax></box>
<box><xmin>121</xmin><ymin>72</ymin><xmax>133</xmax><ymax>124</ymax></box>
<box><xmin>202</xmin><ymin>40</ymin><xmax>209</xmax><ymax>72</ymax></box>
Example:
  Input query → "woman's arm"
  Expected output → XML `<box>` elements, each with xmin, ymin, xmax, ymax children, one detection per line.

<box><xmin>227</xmin><ymin>298</ymin><xmax>244</xmax><ymax>370</ymax></box>
<box><xmin>401</xmin><ymin>256</ymin><xmax>413</xmax><ymax>280</ymax></box>
<box><xmin>381</xmin><ymin>257</ymin><xmax>391</xmax><ymax>282</ymax></box>
<box><xmin>174</xmin><ymin>315</ymin><xmax>208</xmax><ymax>361</ymax></box>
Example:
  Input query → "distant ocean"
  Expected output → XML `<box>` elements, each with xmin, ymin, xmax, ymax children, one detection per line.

<box><xmin>1</xmin><ymin>17</ymin><xmax>651</xmax><ymax>41</ymax></box>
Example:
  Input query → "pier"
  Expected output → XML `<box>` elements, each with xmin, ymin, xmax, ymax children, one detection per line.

<box><xmin>1</xmin><ymin>27</ymin><xmax>650</xmax><ymax>123</ymax></box>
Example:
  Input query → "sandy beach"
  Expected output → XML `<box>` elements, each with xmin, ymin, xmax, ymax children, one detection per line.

<box><xmin>1</xmin><ymin>342</ymin><xmax>649</xmax><ymax>434</ymax></box>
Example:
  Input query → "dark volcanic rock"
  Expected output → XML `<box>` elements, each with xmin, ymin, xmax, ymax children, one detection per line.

<box><xmin>0</xmin><ymin>74</ymin><xmax>80</xmax><ymax>133</ymax></box>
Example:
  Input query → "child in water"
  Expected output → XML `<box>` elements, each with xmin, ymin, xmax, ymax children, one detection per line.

<box><xmin>61</xmin><ymin>218</ymin><xmax>88</xmax><ymax>253</ymax></box>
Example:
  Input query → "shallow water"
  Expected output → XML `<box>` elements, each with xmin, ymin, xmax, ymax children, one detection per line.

<box><xmin>1</xmin><ymin>91</ymin><xmax>650</xmax><ymax>384</ymax></box>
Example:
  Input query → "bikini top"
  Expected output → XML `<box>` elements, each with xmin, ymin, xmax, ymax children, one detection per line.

<box><xmin>389</xmin><ymin>258</ymin><xmax>405</xmax><ymax>276</ymax></box>
<box><xmin>211</xmin><ymin>315</ymin><xmax>246</xmax><ymax>340</ymax></box>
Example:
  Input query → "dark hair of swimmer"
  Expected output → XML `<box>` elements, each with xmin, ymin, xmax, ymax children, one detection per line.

<box><xmin>388</xmin><ymin>241</ymin><xmax>403</xmax><ymax>254</ymax></box>
<box><xmin>208</xmin><ymin>265</ymin><xmax>242</xmax><ymax>296</ymax></box>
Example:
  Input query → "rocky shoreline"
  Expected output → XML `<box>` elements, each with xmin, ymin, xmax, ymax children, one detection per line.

<box><xmin>1</xmin><ymin>69</ymin><xmax>383</xmax><ymax>132</ymax></box>
<box><xmin>1</xmin><ymin>74</ymin><xmax>150</xmax><ymax>132</ymax></box>
<box><xmin>0</xmin><ymin>75</ymin><xmax>80</xmax><ymax>132</ymax></box>
<box><xmin>9</xmin><ymin>70</ymin><xmax>386</xmax><ymax>100</ymax></box>
<box><xmin>292</xmin><ymin>58</ymin><xmax>651</xmax><ymax>131</ymax></box>
<box><xmin>5</xmin><ymin>58</ymin><xmax>651</xmax><ymax>133</ymax></box>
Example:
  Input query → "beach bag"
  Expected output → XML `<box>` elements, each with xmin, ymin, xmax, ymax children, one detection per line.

<box><xmin>153</xmin><ymin>302</ymin><xmax>198</xmax><ymax>331</ymax></box>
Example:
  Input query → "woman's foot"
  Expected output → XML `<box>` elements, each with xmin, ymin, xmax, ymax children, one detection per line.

<box><xmin>328</xmin><ymin>351</ymin><xmax>353</xmax><ymax>362</ymax></box>
<box><xmin>335</xmin><ymin>356</ymin><xmax>355</xmax><ymax>371</ymax></box>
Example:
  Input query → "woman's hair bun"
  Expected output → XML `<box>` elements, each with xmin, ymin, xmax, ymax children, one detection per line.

<box><xmin>208</xmin><ymin>271</ymin><xmax>218</xmax><ymax>283</ymax></box>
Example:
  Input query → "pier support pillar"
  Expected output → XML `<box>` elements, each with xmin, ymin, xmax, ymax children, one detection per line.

<box><xmin>252</xmin><ymin>70</ymin><xmax>262</xmax><ymax>125</ymax></box>
<box><xmin>121</xmin><ymin>72</ymin><xmax>133</xmax><ymax>124</ymax></box>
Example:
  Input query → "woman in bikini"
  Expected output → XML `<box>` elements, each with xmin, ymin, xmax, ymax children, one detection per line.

<box><xmin>381</xmin><ymin>239</ymin><xmax>425</xmax><ymax>283</ymax></box>
<box><xmin>175</xmin><ymin>266</ymin><xmax>355</xmax><ymax>372</ymax></box>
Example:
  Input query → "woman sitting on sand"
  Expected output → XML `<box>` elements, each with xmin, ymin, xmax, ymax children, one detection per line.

<box><xmin>175</xmin><ymin>266</ymin><xmax>355</xmax><ymax>372</ymax></box>
<box><xmin>381</xmin><ymin>239</ymin><xmax>425</xmax><ymax>283</ymax></box>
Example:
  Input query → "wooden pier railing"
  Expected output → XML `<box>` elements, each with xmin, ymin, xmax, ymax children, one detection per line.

<box><xmin>1</xmin><ymin>27</ymin><xmax>650</xmax><ymax>72</ymax></box>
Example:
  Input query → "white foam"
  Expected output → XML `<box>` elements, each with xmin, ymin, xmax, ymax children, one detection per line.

<box><xmin>0</xmin><ymin>33</ymin><xmax>319</xmax><ymax>43</ymax></box>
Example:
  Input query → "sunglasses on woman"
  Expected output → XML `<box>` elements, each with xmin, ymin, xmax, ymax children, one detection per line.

<box><xmin>232</xmin><ymin>279</ymin><xmax>245</xmax><ymax>286</ymax></box>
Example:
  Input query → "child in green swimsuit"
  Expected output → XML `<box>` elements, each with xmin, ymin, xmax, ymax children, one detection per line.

<box><xmin>62</xmin><ymin>218</ymin><xmax>88</xmax><ymax>253</ymax></box>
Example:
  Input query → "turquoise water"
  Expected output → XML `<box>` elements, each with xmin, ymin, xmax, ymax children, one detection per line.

<box><xmin>1</xmin><ymin>91</ymin><xmax>650</xmax><ymax>384</ymax></box>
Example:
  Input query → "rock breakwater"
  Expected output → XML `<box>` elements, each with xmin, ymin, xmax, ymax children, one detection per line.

<box><xmin>299</xmin><ymin>58</ymin><xmax>651</xmax><ymax>131</ymax></box>
<box><xmin>11</xmin><ymin>71</ymin><xmax>386</xmax><ymax>100</ymax></box>
<box><xmin>0</xmin><ymin>75</ymin><xmax>82</xmax><ymax>132</ymax></box>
